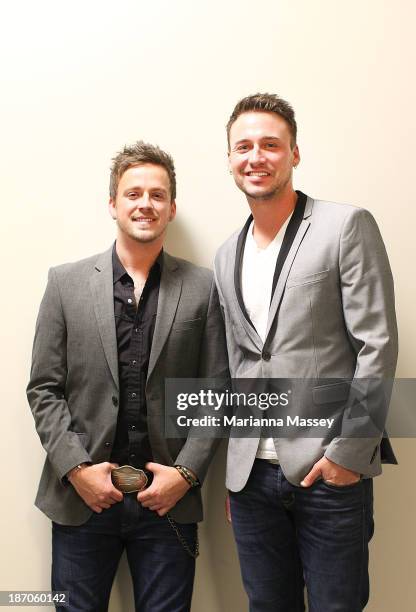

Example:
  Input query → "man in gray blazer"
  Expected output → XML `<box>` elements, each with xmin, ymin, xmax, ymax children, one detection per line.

<box><xmin>27</xmin><ymin>141</ymin><xmax>227</xmax><ymax>612</ymax></box>
<box><xmin>214</xmin><ymin>94</ymin><xmax>398</xmax><ymax>611</ymax></box>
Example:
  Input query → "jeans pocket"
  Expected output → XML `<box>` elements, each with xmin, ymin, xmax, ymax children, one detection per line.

<box><xmin>321</xmin><ymin>478</ymin><xmax>362</xmax><ymax>491</ymax></box>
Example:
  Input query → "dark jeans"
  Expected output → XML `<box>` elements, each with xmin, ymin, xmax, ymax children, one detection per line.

<box><xmin>229</xmin><ymin>459</ymin><xmax>374</xmax><ymax>612</ymax></box>
<box><xmin>52</xmin><ymin>494</ymin><xmax>197</xmax><ymax>612</ymax></box>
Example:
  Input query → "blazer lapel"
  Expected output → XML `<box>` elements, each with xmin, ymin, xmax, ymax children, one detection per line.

<box><xmin>233</xmin><ymin>192</ymin><xmax>312</xmax><ymax>350</ymax></box>
<box><xmin>234</xmin><ymin>215</ymin><xmax>253</xmax><ymax>326</ymax></box>
<box><xmin>90</xmin><ymin>247</ymin><xmax>119</xmax><ymax>390</ymax></box>
<box><xmin>147</xmin><ymin>252</ymin><xmax>182</xmax><ymax>380</ymax></box>
<box><xmin>265</xmin><ymin>195</ymin><xmax>313</xmax><ymax>340</ymax></box>
<box><xmin>233</xmin><ymin>217</ymin><xmax>264</xmax><ymax>350</ymax></box>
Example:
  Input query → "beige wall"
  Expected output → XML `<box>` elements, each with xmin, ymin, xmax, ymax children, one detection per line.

<box><xmin>1</xmin><ymin>0</ymin><xmax>415</xmax><ymax>609</ymax></box>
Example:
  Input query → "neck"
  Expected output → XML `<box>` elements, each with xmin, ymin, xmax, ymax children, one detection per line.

<box><xmin>248</xmin><ymin>186</ymin><xmax>297</xmax><ymax>249</ymax></box>
<box><xmin>115</xmin><ymin>233</ymin><xmax>163</xmax><ymax>278</ymax></box>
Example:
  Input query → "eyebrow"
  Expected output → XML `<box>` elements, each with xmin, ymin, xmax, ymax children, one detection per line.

<box><xmin>150</xmin><ymin>187</ymin><xmax>168</xmax><ymax>194</ymax></box>
<box><xmin>124</xmin><ymin>186</ymin><xmax>168</xmax><ymax>194</ymax></box>
<box><xmin>233</xmin><ymin>136</ymin><xmax>282</xmax><ymax>146</ymax></box>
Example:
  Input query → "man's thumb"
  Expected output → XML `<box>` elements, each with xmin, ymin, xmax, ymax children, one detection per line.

<box><xmin>300</xmin><ymin>464</ymin><xmax>321</xmax><ymax>487</ymax></box>
<box><xmin>145</xmin><ymin>462</ymin><xmax>159</xmax><ymax>474</ymax></box>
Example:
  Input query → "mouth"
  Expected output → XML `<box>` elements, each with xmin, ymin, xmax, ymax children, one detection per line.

<box><xmin>132</xmin><ymin>217</ymin><xmax>157</xmax><ymax>224</ymax></box>
<box><xmin>245</xmin><ymin>171</ymin><xmax>270</xmax><ymax>178</ymax></box>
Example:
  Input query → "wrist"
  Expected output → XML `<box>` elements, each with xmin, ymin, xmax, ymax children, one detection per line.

<box><xmin>67</xmin><ymin>463</ymin><xmax>89</xmax><ymax>482</ymax></box>
<box><xmin>174</xmin><ymin>465</ymin><xmax>200</xmax><ymax>488</ymax></box>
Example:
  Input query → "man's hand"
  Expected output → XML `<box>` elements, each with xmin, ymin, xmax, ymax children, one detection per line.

<box><xmin>67</xmin><ymin>462</ymin><xmax>123</xmax><ymax>512</ymax></box>
<box><xmin>137</xmin><ymin>463</ymin><xmax>191</xmax><ymax>516</ymax></box>
<box><xmin>300</xmin><ymin>456</ymin><xmax>360</xmax><ymax>488</ymax></box>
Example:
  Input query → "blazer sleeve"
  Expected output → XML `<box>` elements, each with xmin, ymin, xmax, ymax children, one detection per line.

<box><xmin>26</xmin><ymin>268</ymin><xmax>92</xmax><ymax>480</ymax></box>
<box><xmin>174</xmin><ymin>278</ymin><xmax>229</xmax><ymax>483</ymax></box>
<box><xmin>324</xmin><ymin>208</ymin><xmax>398</xmax><ymax>474</ymax></box>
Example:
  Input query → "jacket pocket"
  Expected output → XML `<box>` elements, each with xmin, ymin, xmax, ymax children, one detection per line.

<box><xmin>313</xmin><ymin>381</ymin><xmax>351</xmax><ymax>404</ymax></box>
<box><xmin>286</xmin><ymin>269</ymin><xmax>329</xmax><ymax>288</ymax></box>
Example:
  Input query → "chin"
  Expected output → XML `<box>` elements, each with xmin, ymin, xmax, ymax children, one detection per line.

<box><xmin>130</xmin><ymin>228</ymin><xmax>166</xmax><ymax>244</ymax></box>
<box><xmin>246</xmin><ymin>189</ymin><xmax>278</xmax><ymax>201</ymax></box>
<box><xmin>132</xmin><ymin>233</ymin><xmax>158</xmax><ymax>244</ymax></box>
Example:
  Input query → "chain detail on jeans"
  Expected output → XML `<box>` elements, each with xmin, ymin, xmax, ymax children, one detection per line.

<box><xmin>166</xmin><ymin>514</ymin><xmax>199</xmax><ymax>559</ymax></box>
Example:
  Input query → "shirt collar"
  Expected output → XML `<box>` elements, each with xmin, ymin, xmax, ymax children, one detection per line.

<box><xmin>246</xmin><ymin>211</ymin><xmax>293</xmax><ymax>254</ymax></box>
<box><xmin>112</xmin><ymin>242</ymin><xmax>163</xmax><ymax>284</ymax></box>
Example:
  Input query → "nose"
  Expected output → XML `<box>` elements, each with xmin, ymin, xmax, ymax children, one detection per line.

<box><xmin>137</xmin><ymin>192</ymin><xmax>154</xmax><ymax>210</ymax></box>
<box><xmin>248</xmin><ymin>144</ymin><xmax>265</xmax><ymax>165</ymax></box>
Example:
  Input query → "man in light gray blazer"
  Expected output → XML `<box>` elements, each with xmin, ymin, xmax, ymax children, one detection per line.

<box><xmin>214</xmin><ymin>94</ymin><xmax>398</xmax><ymax>611</ymax></box>
<box><xmin>27</xmin><ymin>141</ymin><xmax>227</xmax><ymax>612</ymax></box>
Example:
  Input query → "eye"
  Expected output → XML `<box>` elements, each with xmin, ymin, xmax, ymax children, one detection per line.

<box><xmin>236</xmin><ymin>144</ymin><xmax>249</xmax><ymax>152</ymax></box>
<box><xmin>152</xmin><ymin>192</ymin><xmax>164</xmax><ymax>199</ymax></box>
<box><xmin>127</xmin><ymin>192</ymin><xmax>138</xmax><ymax>199</ymax></box>
<box><xmin>265</xmin><ymin>142</ymin><xmax>278</xmax><ymax>148</ymax></box>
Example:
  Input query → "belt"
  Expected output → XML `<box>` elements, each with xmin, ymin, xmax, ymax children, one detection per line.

<box><xmin>111</xmin><ymin>465</ymin><xmax>153</xmax><ymax>493</ymax></box>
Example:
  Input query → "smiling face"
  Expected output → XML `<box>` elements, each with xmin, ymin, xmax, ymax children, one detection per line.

<box><xmin>228</xmin><ymin>111</ymin><xmax>300</xmax><ymax>202</ymax></box>
<box><xmin>109</xmin><ymin>163</ymin><xmax>176</xmax><ymax>245</ymax></box>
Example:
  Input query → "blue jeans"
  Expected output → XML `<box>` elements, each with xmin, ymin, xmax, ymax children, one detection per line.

<box><xmin>52</xmin><ymin>494</ymin><xmax>197</xmax><ymax>612</ymax></box>
<box><xmin>229</xmin><ymin>459</ymin><xmax>374</xmax><ymax>612</ymax></box>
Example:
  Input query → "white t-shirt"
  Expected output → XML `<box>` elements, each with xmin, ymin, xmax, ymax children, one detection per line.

<box><xmin>241</xmin><ymin>215</ymin><xmax>292</xmax><ymax>461</ymax></box>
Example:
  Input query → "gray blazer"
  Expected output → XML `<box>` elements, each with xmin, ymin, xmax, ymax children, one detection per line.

<box><xmin>27</xmin><ymin>247</ymin><xmax>228</xmax><ymax>526</ymax></box>
<box><xmin>214</xmin><ymin>194</ymin><xmax>398</xmax><ymax>492</ymax></box>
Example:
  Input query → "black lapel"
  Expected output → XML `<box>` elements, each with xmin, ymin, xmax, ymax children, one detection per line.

<box><xmin>270</xmin><ymin>190</ymin><xmax>307</xmax><ymax>299</ymax></box>
<box><xmin>234</xmin><ymin>214</ymin><xmax>254</xmax><ymax>328</ymax></box>
<box><xmin>233</xmin><ymin>190</ymin><xmax>308</xmax><ymax>326</ymax></box>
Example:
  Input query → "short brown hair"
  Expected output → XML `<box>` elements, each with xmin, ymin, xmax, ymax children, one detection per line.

<box><xmin>109</xmin><ymin>141</ymin><xmax>176</xmax><ymax>200</ymax></box>
<box><xmin>226</xmin><ymin>93</ymin><xmax>297</xmax><ymax>149</ymax></box>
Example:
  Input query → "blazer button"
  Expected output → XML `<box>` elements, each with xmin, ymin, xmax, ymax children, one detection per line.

<box><xmin>262</xmin><ymin>350</ymin><xmax>271</xmax><ymax>361</ymax></box>
<box><xmin>112</xmin><ymin>396</ymin><xmax>118</xmax><ymax>407</ymax></box>
<box><xmin>105</xmin><ymin>442</ymin><xmax>111</xmax><ymax>447</ymax></box>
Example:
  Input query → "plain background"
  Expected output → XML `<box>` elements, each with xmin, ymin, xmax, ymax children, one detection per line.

<box><xmin>1</xmin><ymin>1</ymin><xmax>415</xmax><ymax>610</ymax></box>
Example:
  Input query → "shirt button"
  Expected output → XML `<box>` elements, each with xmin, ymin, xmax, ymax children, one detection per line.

<box><xmin>130</xmin><ymin>453</ymin><xmax>136</xmax><ymax>459</ymax></box>
<box><xmin>127</xmin><ymin>298</ymin><xmax>133</xmax><ymax>304</ymax></box>
<box><xmin>131</xmin><ymin>360</ymin><xmax>137</xmax><ymax>366</ymax></box>
<box><xmin>134</xmin><ymin>328</ymin><xmax>139</xmax><ymax>333</ymax></box>
<box><xmin>131</xmin><ymin>392</ymin><xmax>137</xmax><ymax>399</ymax></box>
<box><xmin>130</xmin><ymin>425</ymin><xmax>136</xmax><ymax>431</ymax></box>
<box><xmin>112</xmin><ymin>396</ymin><xmax>118</xmax><ymax>406</ymax></box>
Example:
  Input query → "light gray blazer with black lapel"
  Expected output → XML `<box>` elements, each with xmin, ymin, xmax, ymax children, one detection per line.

<box><xmin>27</xmin><ymin>246</ymin><xmax>228</xmax><ymax>526</ymax></box>
<box><xmin>214</xmin><ymin>192</ymin><xmax>398</xmax><ymax>492</ymax></box>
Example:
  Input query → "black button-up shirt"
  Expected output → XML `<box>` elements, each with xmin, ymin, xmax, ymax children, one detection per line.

<box><xmin>110</xmin><ymin>245</ymin><xmax>162</xmax><ymax>468</ymax></box>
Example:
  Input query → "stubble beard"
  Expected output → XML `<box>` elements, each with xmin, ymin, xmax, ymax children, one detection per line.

<box><xmin>238</xmin><ymin>173</ymin><xmax>292</xmax><ymax>203</ymax></box>
<box><xmin>117</xmin><ymin>219</ymin><xmax>167</xmax><ymax>244</ymax></box>
<box><xmin>245</xmin><ymin>187</ymin><xmax>280</xmax><ymax>202</ymax></box>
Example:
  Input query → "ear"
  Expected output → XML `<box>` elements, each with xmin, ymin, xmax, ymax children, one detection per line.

<box><xmin>108</xmin><ymin>197</ymin><xmax>117</xmax><ymax>220</ymax></box>
<box><xmin>227</xmin><ymin>151</ymin><xmax>233</xmax><ymax>175</ymax></box>
<box><xmin>292</xmin><ymin>144</ymin><xmax>300</xmax><ymax>168</ymax></box>
<box><xmin>169</xmin><ymin>200</ymin><xmax>177</xmax><ymax>222</ymax></box>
